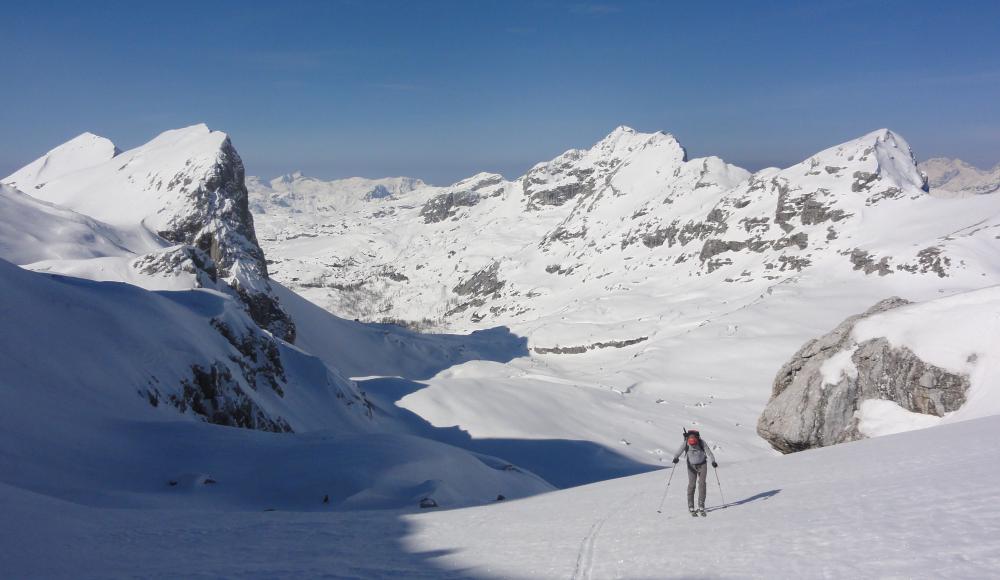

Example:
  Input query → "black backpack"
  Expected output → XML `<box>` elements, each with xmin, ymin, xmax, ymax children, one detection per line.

<box><xmin>683</xmin><ymin>428</ymin><xmax>705</xmax><ymax>451</ymax></box>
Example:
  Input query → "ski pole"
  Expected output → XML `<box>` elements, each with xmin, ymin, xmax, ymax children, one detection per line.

<box><xmin>713</xmin><ymin>466</ymin><xmax>726</xmax><ymax>508</ymax></box>
<box><xmin>656</xmin><ymin>464</ymin><xmax>677</xmax><ymax>513</ymax></box>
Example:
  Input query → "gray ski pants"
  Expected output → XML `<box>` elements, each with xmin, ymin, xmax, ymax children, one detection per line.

<box><xmin>687</xmin><ymin>462</ymin><xmax>708</xmax><ymax>509</ymax></box>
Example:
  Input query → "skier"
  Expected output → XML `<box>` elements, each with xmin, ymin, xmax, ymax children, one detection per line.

<box><xmin>672</xmin><ymin>429</ymin><xmax>717</xmax><ymax>516</ymax></box>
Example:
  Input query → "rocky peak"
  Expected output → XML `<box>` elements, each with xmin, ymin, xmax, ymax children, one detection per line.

<box><xmin>522</xmin><ymin>126</ymin><xmax>688</xmax><ymax>210</ymax></box>
<box><xmin>5</xmin><ymin>124</ymin><xmax>296</xmax><ymax>342</ymax></box>
<box><xmin>592</xmin><ymin>125</ymin><xmax>687</xmax><ymax>163</ymax></box>
<box><xmin>801</xmin><ymin>128</ymin><xmax>927</xmax><ymax>195</ymax></box>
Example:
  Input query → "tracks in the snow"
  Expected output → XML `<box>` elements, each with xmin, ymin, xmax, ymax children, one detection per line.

<box><xmin>570</xmin><ymin>490</ymin><xmax>642</xmax><ymax>580</ymax></box>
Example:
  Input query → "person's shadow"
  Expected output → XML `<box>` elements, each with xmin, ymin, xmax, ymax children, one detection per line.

<box><xmin>708</xmin><ymin>489</ymin><xmax>781</xmax><ymax>512</ymax></box>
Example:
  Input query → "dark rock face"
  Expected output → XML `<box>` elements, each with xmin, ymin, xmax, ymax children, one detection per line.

<box><xmin>445</xmin><ymin>261</ymin><xmax>506</xmax><ymax>321</ymax></box>
<box><xmin>453</xmin><ymin>261</ymin><xmax>505</xmax><ymax>297</ymax></box>
<box><xmin>851</xmin><ymin>170</ymin><xmax>880</xmax><ymax>192</ymax></box>
<box><xmin>131</xmin><ymin>246</ymin><xmax>218</xmax><ymax>287</ymax></box>
<box><xmin>533</xmin><ymin>336</ymin><xmax>648</xmax><ymax>355</ymax></box>
<box><xmin>142</xmin><ymin>313</ymin><xmax>372</xmax><ymax>433</ymax></box>
<box><xmin>420</xmin><ymin>190</ymin><xmax>481</xmax><ymax>223</ymax></box>
<box><xmin>522</xmin><ymin>158</ymin><xmax>597</xmax><ymax>210</ymax></box>
<box><xmin>155</xmin><ymin>137</ymin><xmax>295</xmax><ymax>342</ymax></box>
<box><xmin>364</xmin><ymin>184</ymin><xmax>392</xmax><ymax>200</ymax></box>
<box><xmin>850</xmin><ymin>249</ymin><xmax>893</xmax><ymax>276</ymax></box>
<box><xmin>161</xmin><ymin>362</ymin><xmax>293</xmax><ymax>433</ymax></box>
<box><xmin>757</xmin><ymin>297</ymin><xmax>970</xmax><ymax>453</ymax></box>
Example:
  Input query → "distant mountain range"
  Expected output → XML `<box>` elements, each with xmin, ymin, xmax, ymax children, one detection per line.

<box><xmin>918</xmin><ymin>157</ymin><xmax>1000</xmax><ymax>196</ymax></box>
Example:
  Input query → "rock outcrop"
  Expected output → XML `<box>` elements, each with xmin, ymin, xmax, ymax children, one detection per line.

<box><xmin>757</xmin><ymin>297</ymin><xmax>970</xmax><ymax>453</ymax></box>
<box><xmin>3</xmin><ymin>125</ymin><xmax>296</xmax><ymax>342</ymax></box>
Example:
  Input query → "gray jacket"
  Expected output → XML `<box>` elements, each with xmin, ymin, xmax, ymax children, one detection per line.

<box><xmin>673</xmin><ymin>438</ymin><xmax>716</xmax><ymax>466</ymax></box>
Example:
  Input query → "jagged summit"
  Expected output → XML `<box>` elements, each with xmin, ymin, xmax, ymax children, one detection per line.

<box><xmin>521</xmin><ymin>126</ymin><xmax>695</xmax><ymax>211</ymax></box>
<box><xmin>799</xmin><ymin>128</ymin><xmax>926</xmax><ymax>193</ymax></box>
<box><xmin>595</xmin><ymin>125</ymin><xmax>687</xmax><ymax>161</ymax></box>
<box><xmin>2</xmin><ymin>124</ymin><xmax>295</xmax><ymax>341</ymax></box>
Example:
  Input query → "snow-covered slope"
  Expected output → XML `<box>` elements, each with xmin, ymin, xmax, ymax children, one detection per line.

<box><xmin>0</xmin><ymin>183</ymin><xmax>132</xmax><ymax>264</ymax></box>
<box><xmin>4</xmin><ymin>414</ymin><xmax>998</xmax><ymax>578</ymax></box>
<box><xmin>920</xmin><ymin>157</ymin><xmax>1000</xmax><ymax>196</ymax></box>
<box><xmin>3</xmin><ymin>132</ymin><xmax>119</xmax><ymax>192</ymax></box>
<box><xmin>249</xmin><ymin>126</ymin><xmax>1000</xmax><ymax>475</ymax></box>
<box><xmin>0</xmin><ymin>257</ymin><xmax>551</xmax><ymax>514</ymax></box>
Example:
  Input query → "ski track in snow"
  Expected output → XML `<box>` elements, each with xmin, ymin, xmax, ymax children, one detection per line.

<box><xmin>571</xmin><ymin>490</ymin><xmax>643</xmax><ymax>580</ymax></box>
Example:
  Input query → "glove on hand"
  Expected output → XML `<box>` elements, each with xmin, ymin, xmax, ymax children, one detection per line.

<box><xmin>712</xmin><ymin>462</ymin><xmax>718</xmax><ymax>468</ymax></box>
<box><xmin>672</xmin><ymin>458</ymin><xmax>679</xmax><ymax>464</ymax></box>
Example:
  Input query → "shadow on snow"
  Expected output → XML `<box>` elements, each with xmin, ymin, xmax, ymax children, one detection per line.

<box><xmin>360</xmin><ymin>376</ymin><xmax>657</xmax><ymax>489</ymax></box>
<box><xmin>708</xmin><ymin>488</ymin><xmax>781</xmax><ymax>513</ymax></box>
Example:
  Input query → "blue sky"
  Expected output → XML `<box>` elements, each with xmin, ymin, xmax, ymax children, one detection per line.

<box><xmin>2</xmin><ymin>0</ymin><xmax>998</xmax><ymax>184</ymax></box>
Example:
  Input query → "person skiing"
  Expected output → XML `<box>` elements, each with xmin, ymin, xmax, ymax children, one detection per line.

<box><xmin>672</xmin><ymin>429</ymin><xmax>717</xmax><ymax>516</ymax></box>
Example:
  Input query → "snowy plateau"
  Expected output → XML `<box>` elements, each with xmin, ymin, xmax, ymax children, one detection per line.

<box><xmin>2</xmin><ymin>123</ymin><xmax>1000</xmax><ymax>578</ymax></box>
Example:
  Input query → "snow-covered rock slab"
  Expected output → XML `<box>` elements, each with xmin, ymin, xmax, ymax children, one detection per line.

<box><xmin>759</xmin><ymin>287</ymin><xmax>1000</xmax><ymax>452</ymax></box>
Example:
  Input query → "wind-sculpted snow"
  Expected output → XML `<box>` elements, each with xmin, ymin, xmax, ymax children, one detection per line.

<box><xmin>0</xmin><ymin>183</ymin><xmax>132</xmax><ymax>264</ymax></box>
<box><xmin>3</xmin><ymin>132</ymin><xmax>119</xmax><ymax>191</ymax></box>
<box><xmin>3</xmin><ymin>124</ymin><xmax>295</xmax><ymax>341</ymax></box>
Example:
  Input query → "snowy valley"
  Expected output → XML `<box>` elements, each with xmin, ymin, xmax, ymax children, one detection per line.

<box><xmin>2</xmin><ymin>123</ymin><xmax>999</xmax><ymax>578</ymax></box>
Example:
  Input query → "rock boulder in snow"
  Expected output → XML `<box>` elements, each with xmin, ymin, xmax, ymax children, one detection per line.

<box><xmin>757</xmin><ymin>297</ymin><xmax>970</xmax><ymax>453</ymax></box>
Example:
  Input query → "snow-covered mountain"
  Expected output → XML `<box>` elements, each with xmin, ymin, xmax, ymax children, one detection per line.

<box><xmin>0</xmin><ymin>126</ymin><xmax>554</xmax><ymax>514</ymax></box>
<box><xmin>252</xmin><ymin>127</ymin><xmax>999</xmax><ymax>332</ymax></box>
<box><xmin>5</xmin><ymin>124</ymin><xmax>295</xmax><ymax>340</ymax></box>
<box><xmin>248</xmin><ymin>125</ymin><xmax>1000</xmax><ymax>469</ymax></box>
<box><xmin>2</xmin><ymin>122</ymin><xmax>1000</xmax><ymax>577</ymax></box>
<box><xmin>920</xmin><ymin>157</ymin><xmax>1000</xmax><ymax>196</ymax></box>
